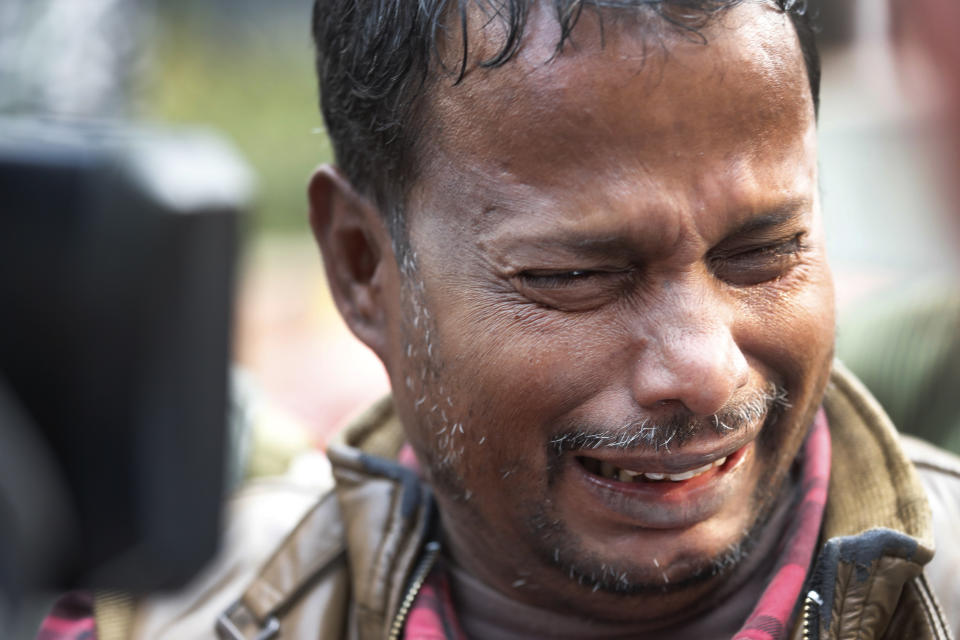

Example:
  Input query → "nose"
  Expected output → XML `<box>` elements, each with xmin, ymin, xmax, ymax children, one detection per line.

<box><xmin>630</xmin><ymin>290</ymin><xmax>750</xmax><ymax>417</ymax></box>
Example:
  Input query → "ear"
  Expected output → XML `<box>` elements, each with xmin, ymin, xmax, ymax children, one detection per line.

<box><xmin>308</xmin><ymin>165</ymin><xmax>395</xmax><ymax>361</ymax></box>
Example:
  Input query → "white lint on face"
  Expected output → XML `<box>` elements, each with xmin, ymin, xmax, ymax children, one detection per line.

<box><xmin>398</xmin><ymin>250</ymin><xmax>485</xmax><ymax>500</ymax></box>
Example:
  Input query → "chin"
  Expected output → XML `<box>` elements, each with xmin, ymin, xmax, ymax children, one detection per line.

<box><xmin>526</xmin><ymin>487</ymin><xmax>772</xmax><ymax>598</ymax></box>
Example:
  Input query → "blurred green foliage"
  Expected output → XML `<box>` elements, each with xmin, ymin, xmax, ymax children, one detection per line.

<box><xmin>144</xmin><ymin>4</ymin><xmax>331</xmax><ymax>234</ymax></box>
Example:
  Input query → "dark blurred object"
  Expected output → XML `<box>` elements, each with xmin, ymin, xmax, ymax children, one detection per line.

<box><xmin>0</xmin><ymin>118</ymin><xmax>251</xmax><ymax>618</ymax></box>
<box><xmin>807</xmin><ymin>0</ymin><xmax>858</xmax><ymax>47</ymax></box>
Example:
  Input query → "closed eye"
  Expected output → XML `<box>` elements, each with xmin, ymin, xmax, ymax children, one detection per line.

<box><xmin>512</xmin><ymin>268</ymin><xmax>635</xmax><ymax>310</ymax></box>
<box><xmin>710</xmin><ymin>233</ymin><xmax>808</xmax><ymax>286</ymax></box>
<box><xmin>517</xmin><ymin>270</ymin><xmax>604</xmax><ymax>288</ymax></box>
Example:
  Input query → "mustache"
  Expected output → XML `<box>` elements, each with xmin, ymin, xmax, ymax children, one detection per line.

<box><xmin>549</xmin><ymin>382</ymin><xmax>790</xmax><ymax>455</ymax></box>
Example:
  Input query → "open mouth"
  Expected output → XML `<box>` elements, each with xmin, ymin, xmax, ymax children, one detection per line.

<box><xmin>578</xmin><ymin>455</ymin><xmax>730</xmax><ymax>483</ymax></box>
<box><xmin>564</xmin><ymin>442</ymin><xmax>755</xmax><ymax>529</ymax></box>
<box><xmin>575</xmin><ymin>443</ymin><xmax>750</xmax><ymax>487</ymax></box>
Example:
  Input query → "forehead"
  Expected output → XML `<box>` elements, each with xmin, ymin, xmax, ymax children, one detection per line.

<box><xmin>410</xmin><ymin>2</ymin><xmax>814</xmax><ymax>234</ymax></box>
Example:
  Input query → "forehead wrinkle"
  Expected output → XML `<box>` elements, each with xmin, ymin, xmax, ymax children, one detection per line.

<box><xmin>423</xmin><ymin>4</ymin><xmax>811</xmax><ymax>186</ymax></box>
<box><xmin>476</xmin><ymin>171</ymin><xmax>816</xmax><ymax>275</ymax></box>
<box><xmin>478</xmin><ymin>190</ymin><xmax>692</xmax><ymax>268</ymax></box>
<box><xmin>421</xmin><ymin>139</ymin><xmax>815</xmax><ymax>271</ymax></box>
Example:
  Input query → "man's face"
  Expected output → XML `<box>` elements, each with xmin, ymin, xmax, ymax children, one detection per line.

<box><xmin>380</xmin><ymin>2</ymin><xmax>834</xmax><ymax>622</ymax></box>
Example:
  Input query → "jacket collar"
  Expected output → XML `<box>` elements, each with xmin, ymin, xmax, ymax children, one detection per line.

<box><xmin>798</xmin><ymin>361</ymin><xmax>939</xmax><ymax>639</ymax></box>
<box><xmin>328</xmin><ymin>399</ymin><xmax>436</xmax><ymax>639</ymax></box>
<box><xmin>821</xmin><ymin>361</ymin><xmax>933</xmax><ymax>551</ymax></box>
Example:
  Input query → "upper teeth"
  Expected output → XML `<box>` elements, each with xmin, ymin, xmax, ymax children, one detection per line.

<box><xmin>593</xmin><ymin>457</ymin><xmax>727</xmax><ymax>483</ymax></box>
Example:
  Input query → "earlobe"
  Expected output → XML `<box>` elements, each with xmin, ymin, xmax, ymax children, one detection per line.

<box><xmin>308</xmin><ymin>166</ymin><xmax>393</xmax><ymax>360</ymax></box>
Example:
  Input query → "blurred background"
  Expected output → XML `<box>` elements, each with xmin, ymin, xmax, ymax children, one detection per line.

<box><xmin>143</xmin><ymin>0</ymin><xmax>393</xmax><ymax>450</ymax></box>
<box><xmin>136</xmin><ymin>0</ymin><xmax>393</xmax><ymax>449</ymax></box>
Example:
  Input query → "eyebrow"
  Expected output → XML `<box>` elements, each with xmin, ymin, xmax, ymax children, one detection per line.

<box><xmin>723</xmin><ymin>199</ymin><xmax>811</xmax><ymax>239</ymax></box>
<box><xmin>490</xmin><ymin>197</ymin><xmax>813</xmax><ymax>266</ymax></box>
<box><xmin>504</xmin><ymin>233</ymin><xmax>640</xmax><ymax>261</ymax></box>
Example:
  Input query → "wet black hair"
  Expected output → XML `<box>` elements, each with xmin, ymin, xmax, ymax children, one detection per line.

<box><xmin>311</xmin><ymin>1</ymin><xmax>819</xmax><ymax>239</ymax></box>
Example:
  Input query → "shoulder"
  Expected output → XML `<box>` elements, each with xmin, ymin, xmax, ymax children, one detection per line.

<box><xmin>901</xmin><ymin>434</ymin><xmax>960</xmax><ymax>532</ymax></box>
<box><xmin>129</xmin><ymin>451</ymin><xmax>335</xmax><ymax>639</ymax></box>
<box><xmin>901</xmin><ymin>434</ymin><xmax>960</xmax><ymax>481</ymax></box>
<box><xmin>901</xmin><ymin>434</ymin><xmax>960</xmax><ymax>637</ymax></box>
<box><xmin>900</xmin><ymin>434</ymin><xmax>960</xmax><ymax>548</ymax></box>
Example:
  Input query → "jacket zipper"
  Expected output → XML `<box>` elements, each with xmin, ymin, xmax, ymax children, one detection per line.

<box><xmin>802</xmin><ymin>590</ymin><xmax>821</xmax><ymax>640</ymax></box>
<box><xmin>388</xmin><ymin>541</ymin><xmax>442</xmax><ymax>640</ymax></box>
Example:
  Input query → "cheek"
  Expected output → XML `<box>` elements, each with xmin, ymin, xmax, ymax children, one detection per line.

<box><xmin>737</xmin><ymin>262</ymin><xmax>835</xmax><ymax>470</ymax></box>
<box><xmin>388</xmin><ymin>292</ymin><xmax>556</xmax><ymax>484</ymax></box>
<box><xmin>438</xmin><ymin>296</ymin><xmax>622</xmax><ymax>423</ymax></box>
<box><xmin>735</xmin><ymin>257</ymin><xmax>835</xmax><ymax>383</ymax></box>
<box><xmin>778</xmin><ymin>273</ymin><xmax>835</xmax><ymax>381</ymax></box>
<box><xmin>407</xmin><ymin>296</ymin><xmax>614</xmax><ymax>488</ymax></box>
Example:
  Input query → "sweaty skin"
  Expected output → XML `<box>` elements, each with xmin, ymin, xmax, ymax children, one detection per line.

<box><xmin>315</xmin><ymin>1</ymin><xmax>835</xmax><ymax>630</ymax></box>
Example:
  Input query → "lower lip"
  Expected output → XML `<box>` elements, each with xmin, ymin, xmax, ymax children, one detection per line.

<box><xmin>569</xmin><ymin>443</ymin><xmax>753</xmax><ymax>530</ymax></box>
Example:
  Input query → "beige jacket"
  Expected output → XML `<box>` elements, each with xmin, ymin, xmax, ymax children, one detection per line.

<box><xmin>125</xmin><ymin>363</ymin><xmax>960</xmax><ymax>639</ymax></box>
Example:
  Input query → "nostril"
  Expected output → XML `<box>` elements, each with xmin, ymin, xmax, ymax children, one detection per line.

<box><xmin>649</xmin><ymin>398</ymin><xmax>686</xmax><ymax>413</ymax></box>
